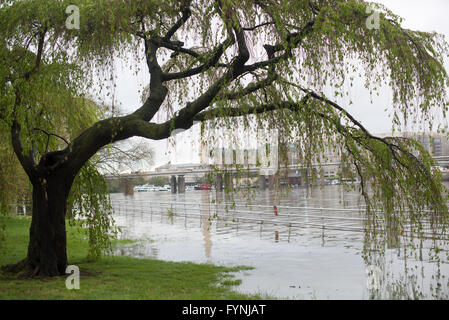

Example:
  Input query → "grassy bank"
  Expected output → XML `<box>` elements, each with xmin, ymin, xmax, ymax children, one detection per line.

<box><xmin>0</xmin><ymin>216</ymin><xmax>261</xmax><ymax>300</ymax></box>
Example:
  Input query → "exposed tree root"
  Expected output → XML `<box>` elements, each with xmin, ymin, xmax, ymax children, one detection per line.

<box><xmin>1</xmin><ymin>259</ymin><xmax>62</xmax><ymax>278</ymax></box>
<box><xmin>1</xmin><ymin>258</ymin><xmax>30</xmax><ymax>274</ymax></box>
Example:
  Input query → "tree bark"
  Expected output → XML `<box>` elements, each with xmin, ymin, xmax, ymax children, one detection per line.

<box><xmin>6</xmin><ymin>169</ymin><xmax>74</xmax><ymax>277</ymax></box>
<box><xmin>26</xmin><ymin>173</ymin><xmax>70</xmax><ymax>276</ymax></box>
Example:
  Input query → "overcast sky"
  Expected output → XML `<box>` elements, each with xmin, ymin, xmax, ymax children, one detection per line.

<box><xmin>343</xmin><ymin>0</ymin><xmax>449</xmax><ymax>133</ymax></box>
<box><xmin>107</xmin><ymin>1</ymin><xmax>449</xmax><ymax>171</ymax></box>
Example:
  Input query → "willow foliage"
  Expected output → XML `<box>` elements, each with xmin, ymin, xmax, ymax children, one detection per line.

<box><xmin>0</xmin><ymin>2</ymin><xmax>117</xmax><ymax>257</ymax></box>
<box><xmin>0</xmin><ymin>0</ymin><xmax>448</xmax><ymax>289</ymax></box>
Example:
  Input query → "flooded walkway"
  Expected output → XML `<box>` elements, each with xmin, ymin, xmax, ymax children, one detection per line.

<box><xmin>110</xmin><ymin>185</ymin><xmax>449</xmax><ymax>299</ymax></box>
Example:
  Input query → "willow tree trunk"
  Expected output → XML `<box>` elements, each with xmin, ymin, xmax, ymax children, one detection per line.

<box><xmin>25</xmin><ymin>172</ymin><xmax>73</xmax><ymax>276</ymax></box>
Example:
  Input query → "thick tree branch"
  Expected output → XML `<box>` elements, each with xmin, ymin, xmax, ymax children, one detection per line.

<box><xmin>220</xmin><ymin>73</ymin><xmax>278</xmax><ymax>100</ymax></box>
<box><xmin>215</xmin><ymin>0</ymin><xmax>249</xmax><ymax>68</ymax></box>
<box><xmin>131</xmin><ymin>33</ymin><xmax>168</xmax><ymax>122</ymax></box>
<box><xmin>162</xmin><ymin>37</ymin><xmax>234</xmax><ymax>81</ymax></box>
<box><xmin>162</xmin><ymin>57</ymin><xmax>250</xmax><ymax>132</ymax></box>
<box><xmin>66</xmin><ymin>113</ymin><xmax>171</xmax><ymax>175</ymax></box>
<box><xmin>162</xmin><ymin>0</ymin><xmax>254</xmax><ymax>82</ymax></box>
<box><xmin>242</xmin><ymin>21</ymin><xmax>274</xmax><ymax>31</ymax></box>
<box><xmin>163</xmin><ymin>1</ymin><xmax>192</xmax><ymax>41</ymax></box>
<box><xmin>131</xmin><ymin>82</ymin><xmax>168</xmax><ymax>122</ymax></box>
<box><xmin>243</xmin><ymin>18</ymin><xmax>316</xmax><ymax>73</ymax></box>
<box><xmin>23</xmin><ymin>28</ymin><xmax>47</xmax><ymax>80</ymax></box>
<box><xmin>11</xmin><ymin>120</ymin><xmax>37</xmax><ymax>180</ymax></box>
<box><xmin>160</xmin><ymin>40</ymin><xmax>201</xmax><ymax>59</ymax></box>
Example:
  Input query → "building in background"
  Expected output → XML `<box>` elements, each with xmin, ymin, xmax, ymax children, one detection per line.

<box><xmin>151</xmin><ymin>132</ymin><xmax>449</xmax><ymax>187</ymax></box>
<box><xmin>377</xmin><ymin>132</ymin><xmax>449</xmax><ymax>157</ymax></box>
<box><xmin>412</xmin><ymin>133</ymin><xmax>449</xmax><ymax>157</ymax></box>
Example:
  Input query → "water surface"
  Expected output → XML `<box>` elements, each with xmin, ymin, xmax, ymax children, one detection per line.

<box><xmin>111</xmin><ymin>185</ymin><xmax>449</xmax><ymax>299</ymax></box>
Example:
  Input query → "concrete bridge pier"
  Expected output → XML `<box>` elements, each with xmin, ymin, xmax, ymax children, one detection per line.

<box><xmin>215</xmin><ymin>174</ymin><xmax>223</xmax><ymax>191</ymax></box>
<box><xmin>177</xmin><ymin>175</ymin><xmax>185</xmax><ymax>193</ymax></box>
<box><xmin>268</xmin><ymin>174</ymin><xmax>277</xmax><ymax>190</ymax></box>
<box><xmin>320</xmin><ymin>170</ymin><xmax>325</xmax><ymax>186</ymax></box>
<box><xmin>170</xmin><ymin>175</ymin><xmax>177</xmax><ymax>194</ymax></box>
<box><xmin>259</xmin><ymin>175</ymin><xmax>267</xmax><ymax>190</ymax></box>
<box><xmin>301</xmin><ymin>169</ymin><xmax>309</xmax><ymax>187</ymax></box>
<box><xmin>224</xmin><ymin>173</ymin><xmax>233</xmax><ymax>191</ymax></box>
<box><xmin>122</xmin><ymin>178</ymin><xmax>134</xmax><ymax>196</ymax></box>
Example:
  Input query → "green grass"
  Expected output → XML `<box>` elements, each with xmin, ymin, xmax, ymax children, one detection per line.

<box><xmin>0</xmin><ymin>215</ymin><xmax>263</xmax><ymax>300</ymax></box>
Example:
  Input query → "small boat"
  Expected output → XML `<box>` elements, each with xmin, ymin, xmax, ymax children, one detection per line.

<box><xmin>134</xmin><ymin>185</ymin><xmax>152</xmax><ymax>192</ymax></box>
<box><xmin>194</xmin><ymin>183</ymin><xmax>212</xmax><ymax>190</ymax></box>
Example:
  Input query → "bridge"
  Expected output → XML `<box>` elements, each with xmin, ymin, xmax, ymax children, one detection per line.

<box><xmin>104</xmin><ymin>162</ymin><xmax>343</xmax><ymax>179</ymax></box>
<box><xmin>104</xmin><ymin>161</ymin><xmax>355</xmax><ymax>195</ymax></box>
<box><xmin>105</xmin><ymin>162</ymin><xmax>344</xmax><ymax>179</ymax></box>
<box><xmin>105</xmin><ymin>155</ymin><xmax>449</xmax><ymax>194</ymax></box>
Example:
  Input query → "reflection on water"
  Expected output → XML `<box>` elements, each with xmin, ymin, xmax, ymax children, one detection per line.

<box><xmin>110</xmin><ymin>185</ymin><xmax>449</xmax><ymax>299</ymax></box>
<box><xmin>201</xmin><ymin>191</ymin><xmax>212</xmax><ymax>260</ymax></box>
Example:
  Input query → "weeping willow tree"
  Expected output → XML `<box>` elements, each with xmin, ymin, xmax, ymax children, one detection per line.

<box><xmin>0</xmin><ymin>0</ymin><xmax>119</xmax><ymax>274</ymax></box>
<box><xmin>0</xmin><ymin>131</ymin><xmax>31</xmax><ymax>214</ymax></box>
<box><xmin>0</xmin><ymin>0</ymin><xmax>448</xmax><ymax>278</ymax></box>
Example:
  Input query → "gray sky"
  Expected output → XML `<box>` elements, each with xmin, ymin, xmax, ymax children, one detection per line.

<box><xmin>342</xmin><ymin>0</ymin><xmax>449</xmax><ymax>134</ymax></box>
<box><xmin>107</xmin><ymin>1</ymin><xmax>449</xmax><ymax>171</ymax></box>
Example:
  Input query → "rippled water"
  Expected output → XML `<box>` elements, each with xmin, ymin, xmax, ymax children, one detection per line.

<box><xmin>110</xmin><ymin>185</ymin><xmax>449</xmax><ymax>299</ymax></box>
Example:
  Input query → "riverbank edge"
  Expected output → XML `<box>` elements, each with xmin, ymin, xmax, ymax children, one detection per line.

<box><xmin>0</xmin><ymin>215</ymin><xmax>265</xmax><ymax>300</ymax></box>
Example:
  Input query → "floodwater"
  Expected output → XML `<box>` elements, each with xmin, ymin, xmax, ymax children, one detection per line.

<box><xmin>110</xmin><ymin>185</ymin><xmax>449</xmax><ymax>300</ymax></box>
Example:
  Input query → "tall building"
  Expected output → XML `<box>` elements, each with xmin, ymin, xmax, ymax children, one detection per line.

<box><xmin>377</xmin><ymin>132</ymin><xmax>449</xmax><ymax>157</ymax></box>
